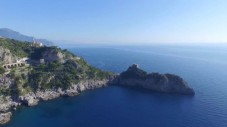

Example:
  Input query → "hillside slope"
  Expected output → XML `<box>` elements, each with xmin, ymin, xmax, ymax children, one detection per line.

<box><xmin>0</xmin><ymin>38</ymin><xmax>114</xmax><ymax>124</ymax></box>
<box><xmin>0</xmin><ymin>28</ymin><xmax>54</xmax><ymax>46</ymax></box>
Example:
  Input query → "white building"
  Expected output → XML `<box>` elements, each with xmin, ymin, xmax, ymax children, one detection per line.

<box><xmin>32</xmin><ymin>38</ymin><xmax>44</xmax><ymax>47</ymax></box>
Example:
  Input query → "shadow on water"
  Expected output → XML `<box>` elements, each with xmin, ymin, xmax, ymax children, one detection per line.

<box><xmin>112</xmin><ymin>85</ymin><xmax>195</xmax><ymax>99</ymax></box>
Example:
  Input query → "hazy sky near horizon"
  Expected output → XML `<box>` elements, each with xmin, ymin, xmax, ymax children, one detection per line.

<box><xmin>0</xmin><ymin>0</ymin><xmax>227</xmax><ymax>44</ymax></box>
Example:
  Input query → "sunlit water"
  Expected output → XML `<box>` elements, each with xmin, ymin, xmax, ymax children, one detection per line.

<box><xmin>3</xmin><ymin>44</ymin><xmax>227</xmax><ymax>127</ymax></box>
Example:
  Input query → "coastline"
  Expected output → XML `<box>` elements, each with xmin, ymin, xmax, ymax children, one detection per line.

<box><xmin>0</xmin><ymin>79</ymin><xmax>111</xmax><ymax>125</ymax></box>
<box><xmin>0</xmin><ymin>64</ymin><xmax>196</xmax><ymax>125</ymax></box>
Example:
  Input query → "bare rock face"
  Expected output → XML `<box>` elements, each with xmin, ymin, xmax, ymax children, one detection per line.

<box><xmin>19</xmin><ymin>93</ymin><xmax>39</xmax><ymax>106</ymax></box>
<box><xmin>66</xmin><ymin>79</ymin><xmax>109</xmax><ymax>96</ymax></box>
<box><xmin>36</xmin><ymin>90</ymin><xmax>61</xmax><ymax>101</ymax></box>
<box><xmin>115</xmin><ymin>64</ymin><xmax>195</xmax><ymax>95</ymax></box>
<box><xmin>0</xmin><ymin>96</ymin><xmax>20</xmax><ymax>112</ymax></box>
<box><xmin>42</xmin><ymin>49</ymin><xmax>65</xmax><ymax>63</ymax></box>
<box><xmin>0</xmin><ymin>75</ymin><xmax>14</xmax><ymax>89</ymax></box>
<box><xmin>0</xmin><ymin>46</ymin><xmax>18</xmax><ymax>64</ymax></box>
<box><xmin>77</xmin><ymin>79</ymin><xmax>109</xmax><ymax>91</ymax></box>
<box><xmin>0</xmin><ymin>97</ymin><xmax>12</xmax><ymax>112</ymax></box>
<box><xmin>0</xmin><ymin>112</ymin><xmax>12</xmax><ymax>124</ymax></box>
<box><xmin>17</xmin><ymin>79</ymin><xmax>110</xmax><ymax>107</ymax></box>
<box><xmin>0</xmin><ymin>97</ymin><xmax>20</xmax><ymax>125</ymax></box>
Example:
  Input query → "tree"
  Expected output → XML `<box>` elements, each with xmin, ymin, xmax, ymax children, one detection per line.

<box><xmin>0</xmin><ymin>66</ymin><xmax>5</xmax><ymax>75</ymax></box>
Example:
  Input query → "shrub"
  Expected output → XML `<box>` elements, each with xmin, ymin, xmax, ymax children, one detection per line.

<box><xmin>0</xmin><ymin>66</ymin><xmax>5</xmax><ymax>74</ymax></box>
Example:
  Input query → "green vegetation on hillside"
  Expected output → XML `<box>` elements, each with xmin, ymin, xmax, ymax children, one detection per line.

<box><xmin>26</xmin><ymin>59</ymin><xmax>113</xmax><ymax>91</ymax></box>
<box><xmin>0</xmin><ymin>38</ymin><xmax>114</xmax><ymax>96</ymax></box>
<box><xmin>0</xmin><ymin>38</ymin><xmax>31</xmax><ymax>57</ymax></box>
<box><xmin>0</xmin><ymin>66</ymin><xmax>5</xmax><ymax>74</ymax></box>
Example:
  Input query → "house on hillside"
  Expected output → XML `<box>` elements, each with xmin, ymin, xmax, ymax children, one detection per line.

<box><xmin>31</xmin><ymin>38</ymin><xmax>43</xmax><ymax>47</ymax></box>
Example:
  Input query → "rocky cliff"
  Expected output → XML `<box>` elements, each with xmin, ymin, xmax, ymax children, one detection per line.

<box><xmin>0</xmin><ymin>47</ymin><xmax>18</xmax><ymax>64</ymax></box>
<box><xmin>113</xmin><ymin>64</ymin><xmax>195</xmax><ymax>95</ymax></box>
<box><xmin>19</xmin><ymin>79</ymin><xmax>110</xmax><ymax>106</ymax></box>
<box><xmin>0</xmin><ymin>79</ymin><xmax>111</xmax><ymax>124</ymax></box>
<box><xmin>0</xmin><ymin>38</ymin><xmax>114</xmax><ymax>124</ymax></box>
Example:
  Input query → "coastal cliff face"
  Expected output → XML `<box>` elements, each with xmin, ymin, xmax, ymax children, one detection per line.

<box><xmin>0</xmin><ymin>79</ymin><xmax>111</xmax><ymax>124</ymax></box>
<box><xmin>0</xmin><ymin>38</ymin><xmax>114</xmax><ymax>124</ymax></box>
<box><xmin>19</xmin><ymin>79</ymin><xmax>110</xmax><ymax>106</ymax></box>
<box><xmin>114</xmin><ymin>64</ymin><xmax>195</xmax><ymax>95</ymax></box>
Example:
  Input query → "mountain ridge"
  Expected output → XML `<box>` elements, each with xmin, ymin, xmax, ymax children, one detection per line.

<box><xmin>0</xmin><ymin>28</ymin><xmax>54</xmax><ymax>46</ymax></box>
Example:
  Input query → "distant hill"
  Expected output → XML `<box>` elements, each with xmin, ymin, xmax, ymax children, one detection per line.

<box><xmin>0</xmin><ymin>28</ymin><xmax>54</xmax><ymax>46</ymax></box>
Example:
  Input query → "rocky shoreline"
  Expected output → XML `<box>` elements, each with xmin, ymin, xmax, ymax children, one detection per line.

<box><xmin>0</xmin><ymin>112</ymin><xmax>12</xmax><ymax>125</ymax></box>
<box><xmin>0</xmin><ymin>64</ymin><xmax>195</xmax><ymax>125</ymax></box>
<box><xmin>0</xmin><ymin>79</ymin><xmax>110</xmax><ymax>125</ymax></box>
<box><xmin>0</xmin><ymin>39</ymin><xmax>195</xmax><ymax>125</ymax></box>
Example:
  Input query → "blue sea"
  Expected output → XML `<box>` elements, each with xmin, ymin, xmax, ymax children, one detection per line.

<box><xmin>3</xmin><ymin>44</ymin><xmax>227</xmax><ymax>127</ymax></box>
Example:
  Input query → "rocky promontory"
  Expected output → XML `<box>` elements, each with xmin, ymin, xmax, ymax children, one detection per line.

<box><xmin>113</xmin><ymin>64</ymin><xmax>195</xmax><ymax>95</ymax></box>
<box><xmin>0</xmin><ymin>38</ymin><xmax>114</xmax><ymax>125</ymax></box>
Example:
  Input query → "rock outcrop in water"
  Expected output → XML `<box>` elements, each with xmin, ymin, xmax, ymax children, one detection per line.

<box><xmin>0</xmin><ymin>112</ymin><xmax>12</xmax><ymax>124</ymax></box>
<box><xmin>113</xmin><ymin>64</ymin><xmax>195</xmax><ymax>95</ymax></box>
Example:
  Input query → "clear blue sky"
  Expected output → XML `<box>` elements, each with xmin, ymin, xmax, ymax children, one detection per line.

<box><xmin>0</xmin><ymin>0</ymin><xmax>227</xmax><ymax>44</ymax></box>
